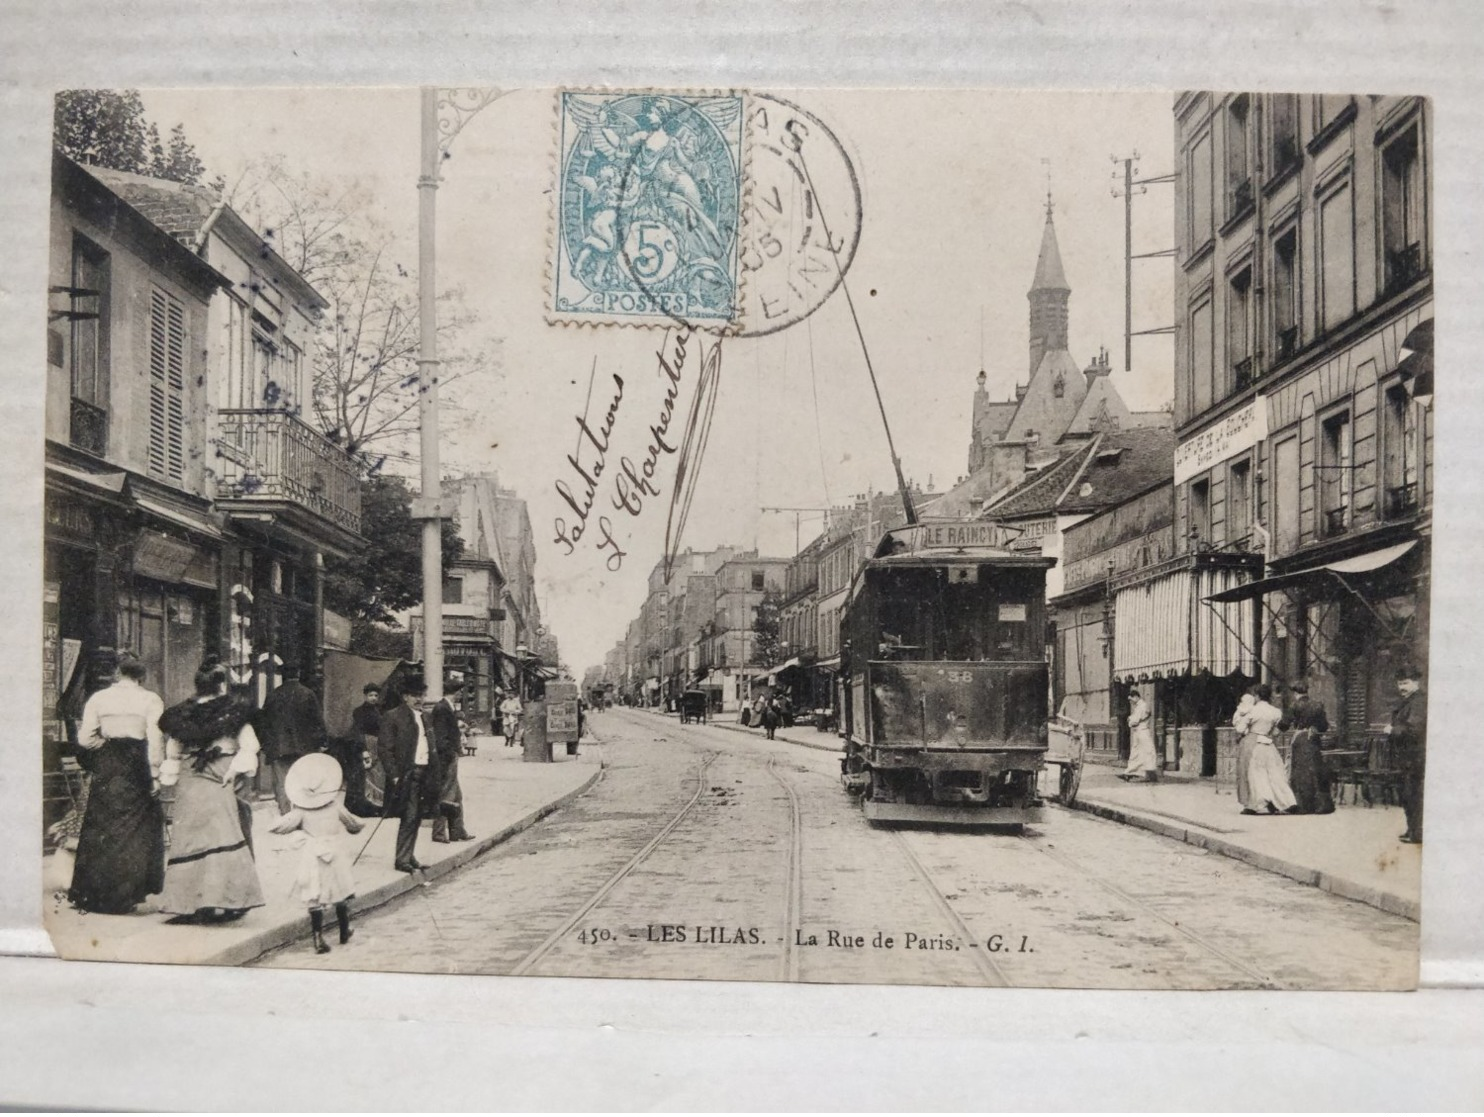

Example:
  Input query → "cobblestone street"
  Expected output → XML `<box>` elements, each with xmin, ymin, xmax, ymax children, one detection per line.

<box><xmin>257</xmin><ymin>709</ymin><xmax>1417</xmax><ymax>989</ymax></box>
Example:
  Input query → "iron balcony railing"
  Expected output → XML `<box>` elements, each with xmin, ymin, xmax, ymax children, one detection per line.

<box><xmin>1233</xmin><ymin>355</ymin><xmax>1256</xmax><ymax>392</ymax></box>
<box><xmin>1324</xmin><ymin>505</ymin><xmax>1350</xmax><ymax>537</ymax></box>
<box><xmin>215</xmin><ymin>409</ymin><xmax>361</xmax><ymax>535</ymax></box>
<box><xmin>1386</xmin><ymin>242</ymin><xmax>1424</xmax><ymax>294</ymax></box>
<box><xmin>1385</xmin><ymin>481</ymin><xmax>1420</xmax><ymax>519</ymax></box>
<box><xmin>69</xmin><ymin>397</ymin><xmax>108</xmax><ymax>457</ymax></box>
<box><xmin>1275</xmin><ymin>325</ymin><xmax>1300</xmax><ymax>362</ymax></box>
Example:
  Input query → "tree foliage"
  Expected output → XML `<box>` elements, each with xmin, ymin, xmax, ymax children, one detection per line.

<box><xmin>749</xmin><ymin>590</ymin><xmax>784</xmax><ymax>669</ymax></box>
<box><xmin>324</xmin><ymin>473</ymin><xmax>463</xmax><ymax>625</ymax></box>
<box><xmin>54</xmin><ymin>89</ymin><xmax>215</xmax><ymax>186</ymax></box>
<box><xmin>226</xmin><ymin>160</ymin><xmax>493</xmax><ymax>469</ymax></box>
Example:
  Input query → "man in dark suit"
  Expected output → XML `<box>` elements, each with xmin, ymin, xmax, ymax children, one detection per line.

<box><xmin>1386</xmin><ymin>664</ymin><xmax>1427</xmax><ymax>844</ymax></box>
<box><xmin>257</xmin><ymin>661</ymin><xmax>328</xmax><ymax>814</ymax></box>
<box><xmin>429</xmin><ymin>675</ymin><xmax>475</xmax><ymax>843</ymax></box>
<box><xmin>379</xmin><ymin>674</ymin><xmax>441</xmax><ymax>872</ymax></box>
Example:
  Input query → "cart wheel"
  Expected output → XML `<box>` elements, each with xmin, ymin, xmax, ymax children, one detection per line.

<box><xmin>1058</xmin><ymin>759</ymin><xmax>1083</xmax><ymax>806</ymax></box>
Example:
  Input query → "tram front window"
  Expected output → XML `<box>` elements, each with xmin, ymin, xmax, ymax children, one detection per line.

<box><xmin>874</xmin><ymin>567</ymin><xmax>1040</xmax><ymax>662</ymax></box>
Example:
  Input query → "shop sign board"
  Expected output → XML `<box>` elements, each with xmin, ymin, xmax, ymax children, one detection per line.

<box><xmin>1174</xmin><ymin>396</ymin><xmax>1268</xmax><ymax>486</ymax></box>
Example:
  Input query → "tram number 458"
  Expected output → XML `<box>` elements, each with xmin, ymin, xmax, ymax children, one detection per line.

<box><xmin>985</xmin><ymin>935</ymin><xmax>1032</xmax><ymax>953</ymax></box>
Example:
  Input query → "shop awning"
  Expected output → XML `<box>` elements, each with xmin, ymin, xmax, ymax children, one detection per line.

<box><xmin>772</xmin><ymin>657</ymin><xmax>802</xmax><ymax>672</ymax></box>
<box><xmin>1113</xmin><ymin>569</ymin><xmax>1191</xmax><ymax>680</ymax></box>
<box><xmin>1205</xmin><ymin>541</ymin><xmax>1418</xmax><ymax>604</ymax></box>
<box><xmin>46</xmin><ymin>461</ymin><xmax>127</xmax><ymax>494</ymax></box>
<box><xmin>134</xmin><ymin>494</ymin><xmax>225</xmax><ymax>540</ymax></box>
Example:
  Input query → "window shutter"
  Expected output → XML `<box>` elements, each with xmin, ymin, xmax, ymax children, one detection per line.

<box><xmin>148</xmin><ymin>288</ymin><xmax>187</xmax><ymax>484</ymax></box>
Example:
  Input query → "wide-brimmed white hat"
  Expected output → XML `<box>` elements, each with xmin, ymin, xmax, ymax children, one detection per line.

<box><xmin>283</xmin><ymin>753</ymin><xmax>343</xmax><ymax>810</ymax></box>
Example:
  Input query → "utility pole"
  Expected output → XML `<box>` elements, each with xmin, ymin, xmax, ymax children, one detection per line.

<box><xmin>760</xmin><ymin>506</ymin><xmax>833</xmax><ymax>555</ymax></box>
<box><xmin>1109</xmin><ymin>151</ymin><xmax>1177</xmax><ymax>373</ymax></box>
<box><xmin>411</xmin><ymin>87</ymin><xmax>504</xmax><ymax>703</ymax></box>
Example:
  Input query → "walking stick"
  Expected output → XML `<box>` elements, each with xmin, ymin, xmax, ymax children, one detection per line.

<box><xmin>351</xmin><ymin>810</ymin><xmax>389</xmax><ymax>866</ymax></box>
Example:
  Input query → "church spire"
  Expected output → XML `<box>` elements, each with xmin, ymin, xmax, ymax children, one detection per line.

<box><xmin>1027</xmin><ymin>200</ymin><xmax>1071</xmax><ymax>375</ymax></box>
<box><xmin>1030</xmin><ymin>207</ymin><xmax>1070</xmax><ymax>293</ymax></box>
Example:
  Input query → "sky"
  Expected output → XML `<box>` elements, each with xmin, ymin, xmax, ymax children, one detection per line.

<box><xmin>142</xmin><ymin>88</ymin><xmax>1177</xmax><ymax>676</ymax></box>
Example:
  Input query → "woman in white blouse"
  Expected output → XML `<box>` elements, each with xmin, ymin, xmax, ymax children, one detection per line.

<box><xmin>68</xmin><ymin>654</ymin><xmax>166</xmax><ymax>914</ymax></box>
<box><xmin>156</xmin><ymin>660</ymin><xmax>265</xmax><ymax>922</ymax></box>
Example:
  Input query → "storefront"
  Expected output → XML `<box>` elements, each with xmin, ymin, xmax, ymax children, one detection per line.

<box><xmin>1112</xmin><ymin>552</ymin><xmax>1261</xmax><ymax>774</ymax></box>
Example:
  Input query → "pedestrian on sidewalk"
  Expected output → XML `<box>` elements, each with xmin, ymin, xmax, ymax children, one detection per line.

<box><xmin>258</xmin><ymin>661</ymin><xmax>329</xmax><ymax>815</ymax></box>
<box><xmin>1120</xmin><ymin>690</ymin><xmax>1158</xmax><ymax>782</ymax></box>
<box><xmin>67</xmin><ymin>653</ymin><xmax>167</xmax><ymax>916</ymax></box>
<box><xmin>348</xmin><ymin>682</ymin><xmax>385</xmax><ymax>815</ymax></box>
<box><xmin>761</xmin><ymin>693</ymin><xmax>782</xmax><ymax>740</ymax></box>
<box><xmin>429</xmin><ymin>675</ymin><xmax>475</xmax><ymax>844</ymax></box>
<box><xmin>1232</xmin><ymin>687</ymin><xmax>1258</xmax><ymax>810</ymax></box>
<box><xmin>1386</xmin><ymin>665</ymin><xmax>1427</xmax><ymax>844</ymax></box>
<box><xmin>1241</xmin><ymin>684</ymin><xmax>1297</xmax><ymax>815</ymax></box>
<box><xmin>380</xmin><ymin>674</ymin><xmax>440</xmax><ymax>873</ymax></box>
<box><xmin>156</xmin><ymin>660</ymin><xmax>266</xmax><ymax>923</ymax></box>
<box><xmin>1283</xmin><ymin>682</ymin><xmax>1334</xmax><ymax>815</ymax></box>
<box><xmin>499</xmin><ymin>691</ymin><xmax>524</xmax><ymax>749</ymax></box>
<box><xmin>269</xmin><ymin>753</ymin><xmax>365</xmax><ymax>954</ymax></box>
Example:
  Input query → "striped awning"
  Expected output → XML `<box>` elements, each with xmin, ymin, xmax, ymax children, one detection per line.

<box><xmin>1113</xmin><ymin>564</ymin><xmax>1258</xmax><ymax>682</ymax></box>
<box><xmin>1113</xmin><ymin>569</ymin><xmax>1192</xmax><ymax>681</ymax></box>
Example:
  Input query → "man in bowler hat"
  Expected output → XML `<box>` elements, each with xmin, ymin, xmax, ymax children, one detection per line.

<box><xmin>379</xmin><ymin>674</ymin><xmax>441</xmax><ymax>872</ymax></box>
<box><xmin>1386</xmin><ymin>664</ymin><xmax>1427</xmax><ymax>844</ymax></box>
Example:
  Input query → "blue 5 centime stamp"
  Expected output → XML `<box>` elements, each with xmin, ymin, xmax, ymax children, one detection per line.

<box><xmin>550</xmin><ymin>91</ymin><xmax>745</xmax><ymax>330</ymax></box>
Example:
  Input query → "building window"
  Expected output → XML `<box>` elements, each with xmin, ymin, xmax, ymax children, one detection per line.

<box><xmin>1189</xmin><ymin>478</ymin><xmax>1211</xmax><ymax>547</ymax></box>
<box><xmin>751</xmin><ymin>570</ymin><xmax>765</xmax><ymax>591</ymax></box>
<box><xmin>1225</xmin><ymin>95</ymin><xmax>1255</xmax><ymax>220</ymax></box>
<box><xmin>1382</xmin><ymin>383</ymin><xmax>1421</xmax><ymax>518</ymax></box>
<box><xmin>1319</xmin><ymin>182</ymin><xmax>1355</xmax><ymax>331</ymax></box>
<box><xmin>1268</xmin><ymin>93</ymin><xmax>1301</xmax><ymax>175</ymax></box>
<box><xmin>1190</xmin><ymin>296</ymin><xmax>1214</xmax><ymax>414</ymax></box>
<box><xmin>1188</xmin><ymin>130</ymin><xmax>1214</xmax><ymax>252</ymax></box>
<box><xmin>442</xmin><ymin>575</ymin><xmax>464</xmax><ymax>605</ymax></box>
<box><xmin>1227</xmin><ymin>265</ymin><xmax>1255</xmax><ymax>393</ymax></box>
<box><xmin>1315</xmin><ymin>94</ymin><xmax>1353</xmax><ymax>136</ymax></box>
<box><xmin>1229</xmin><ymin>458</ymin><xmax>1253</xmax><ymax>544</ymax></box>
<box><xmin>1274</xmin><ymin>434</ymin><xmax>1300</xmax><ymax>553</ymax></box>
<box><xmin>1271</xmin><ymin>225</ymin><xmax>1300</xmax><ymax>361</ymax></box>
<box><xmin>68</xmin><ymin>237</ymin><xmax>111</xmax><ymax>456</ymax></box>
<box><xmin>1381</xmin><ymin>124</ymin><xmax>1425</xmax><ymax>294</ymax></box>
<box><xmin>147</xmin><ymin>287</ymin><xmax>187</xmax><ymax>484</ymax></box>
<box><xmin>1319</xmin><ymin>410</ymin><xmax>1352</xmax><ymax>536</ymax></box>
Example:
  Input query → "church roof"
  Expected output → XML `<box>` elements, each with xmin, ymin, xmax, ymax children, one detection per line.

<box><xmin>1029</xmin><ymin>213</ymin><xmax>1070</xmax><ymax>292</ymax></box>
<box><xmin>1064</xmin><ymin>372</ymin><xmax>1134</xmax><ymax>437</ymax></box>
<box><xmin>1004</xmin><ymin>347</ymin><xmax>1087</xmax><ymax>446</ymax></box>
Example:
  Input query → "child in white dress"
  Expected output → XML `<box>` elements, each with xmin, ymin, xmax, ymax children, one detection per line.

<box><xmin>270</xmin><ymin>753</ymin><xmax>365</xmax><ymax>953</ymax></box>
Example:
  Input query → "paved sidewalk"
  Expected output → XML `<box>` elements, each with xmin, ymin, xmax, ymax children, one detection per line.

<box><xmin>650</xmin><ymin>707</ymin><xmax>845</xmax><ymax>753</ymax></box>
<box><xmin>43</xmin><ymin>736</ymin><xmax>602</xmax><ymax>965</ymax></box>
<box><xmin>1071</xmin><ymin>766</ymin><xmax>1421</xmax><ymax>922</ymax></box>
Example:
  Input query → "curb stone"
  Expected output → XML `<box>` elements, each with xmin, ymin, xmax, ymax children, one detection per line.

<box><xmin>204</xmin><ymin>759</ymin><xmax>606</xmax><ymax>967</ymax></box>
<box><xmin>1069</xmin><ymin>796</ymin><xmax>1419</xmax><ymax>923</ymax></box>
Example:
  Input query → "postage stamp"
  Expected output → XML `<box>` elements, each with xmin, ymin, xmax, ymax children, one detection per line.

<box><xmin>549</xmin><ymin>90</ymin><xmax>746</xmax><ymax>330</ymax></box>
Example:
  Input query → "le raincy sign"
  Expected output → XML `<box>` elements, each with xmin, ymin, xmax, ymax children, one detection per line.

<box><xmin>1174</xmin><ymin>396</ymin><xmax>1269</xmax><ymax>486</ymax></box>
<box><xmin>891</xmin><ymin>522</ymin><xmax>1021</xmax><ymax>552</ymax></box>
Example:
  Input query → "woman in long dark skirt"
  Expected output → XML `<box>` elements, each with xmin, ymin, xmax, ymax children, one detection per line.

<box><xmin>68</xmin><ymin>654</ymin><xmax>167</xmax><ymax>914</ymax></box>
<box><xmin>1284</xmin><ymin>682</ymin><xmax>1334</xmax><ymax>815</ymax></box>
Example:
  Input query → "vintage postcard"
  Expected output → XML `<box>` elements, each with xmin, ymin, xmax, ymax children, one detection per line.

<box><xmin>39</xmin><ymin>87</ymin><xmax>1428</xmax><ymax>990</ymax></box>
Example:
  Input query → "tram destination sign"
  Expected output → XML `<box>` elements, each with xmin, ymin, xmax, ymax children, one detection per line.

<box><xmin>891</xmin><ymin>521</ymin><xmax>1022</xmax><ymax>553</ymax></box>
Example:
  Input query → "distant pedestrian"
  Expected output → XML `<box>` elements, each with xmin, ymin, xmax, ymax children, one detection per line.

<box><xmin>1386</xmin><ymin>665</ymin><xmax>1427</xmax><ymax>844</ymax></box>
<box><xmin>1120</xmin><ymin>691</ymin><xmax>1158</xmax><ymax>782</ymax></box>
<box><xmin>67</xmin><ymin>653</ymin><xmax>166</xmax><ymax>915</ymax></box>
<box><xmin>1241</xmin><ymin>684</ymin><xmax>1297</xmax><ymax>815</ymax></box>
<box><xmin>429</xmin><ymin>676</ymin><xmax>475</xmax><ymax>844</ymax></box>
<box><xmin>269</xmin><ymin>753</ymin><xmax>365</xmax><ymax>954</ymax></box>
<box><xmin>156</xmin><ymin>659</ymin><xmax>265</xmax><ymax>922</ymax></box>
<box><xmin>761</xmin><ymin>694</ymin><xmax>782</xmax><ymax>741</ymax></box>
<box><xmin>500</xmin><ymin>692</ymin><xmax>524</xmax><ymax>748</ymax></box>
<box><xmin>258</xmin><ymin>661</ymin><xmax>329</xmax><ymax>815</ymax></box>
<box><xmin>350</xmin><ymin>682</ymin><xmax>385</xmax><ymax>814</ymax></box>
<box><xmin>1231</xmin><ymin>687</ymin><xmax>1258</xmax><ymax>810</ymax></box>
<box><xmin>1283</xmin><ymin>682</ymin><xmax>1334</xmax><ymax>815</ymax></box>
<box><xmin>380</xmin><ymin>674</ymin><xmax>439</xmax><ymax>873</ymax></box>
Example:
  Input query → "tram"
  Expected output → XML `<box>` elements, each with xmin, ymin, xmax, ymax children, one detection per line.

<box><xmin>839</xmin><ymin>521</ymin><xmax>1053</xmax><ymax>826</ymax></box>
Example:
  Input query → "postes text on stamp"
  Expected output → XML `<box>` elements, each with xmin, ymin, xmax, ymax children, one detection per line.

<box><xmin>550</xmin><ymin>91</ymin><xmax>745</xmax><ymax>330</ymax></box>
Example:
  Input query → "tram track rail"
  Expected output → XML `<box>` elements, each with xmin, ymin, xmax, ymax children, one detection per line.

<box><xmin>765</xmin><ymin>755</ymin><xmax>804</xmax><ymax>983</ymax></box>
<box><xmin>888</xmin><ymin>830</ymin><xmax>1014</xmax><ymax>987</ymax></box>
<box><xmin>510</xmin><ymin>748</ymin><xmax>718</xmax><ymax>976</ymax></box>
<box><xmin>1018</xmin><ymin>825</ymin><xmax>1283</xmax><ymax>990</ymax></box>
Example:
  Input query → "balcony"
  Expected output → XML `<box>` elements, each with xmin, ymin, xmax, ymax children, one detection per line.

<box><xmin>1275</xmin><ymin>325</ymin><xmax>1299</xmax><ymax>362</ymax></box>
<box><xmin>1385</xmin><ymin>482</ymin><xmax>1420</xmax><ymax>519</ymax></box>
<box><xmin>69</xmin><ymin>397</ymin><xmax>108</xmax><ymax>457</ymax></box>
<box><xmin>1232</xmin><ymin>356</ymin><xmax>1256</xmax><ymax>393</ymax></box>
<box><xmin>1385</xmin><ymin>242</ymin><xmax>1424</xmax><ymax>294</ymax></box>
<box><xmin>214</xmin><ymin>409</ymin><xmax>362</xmax><ymax>540</ymax></box>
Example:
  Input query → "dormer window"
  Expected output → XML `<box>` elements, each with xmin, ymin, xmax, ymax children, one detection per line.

<box><xmin>1052</xmin><ymin>373</ymin><xmax>1065</xmax><ymax>398</ymax></box>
